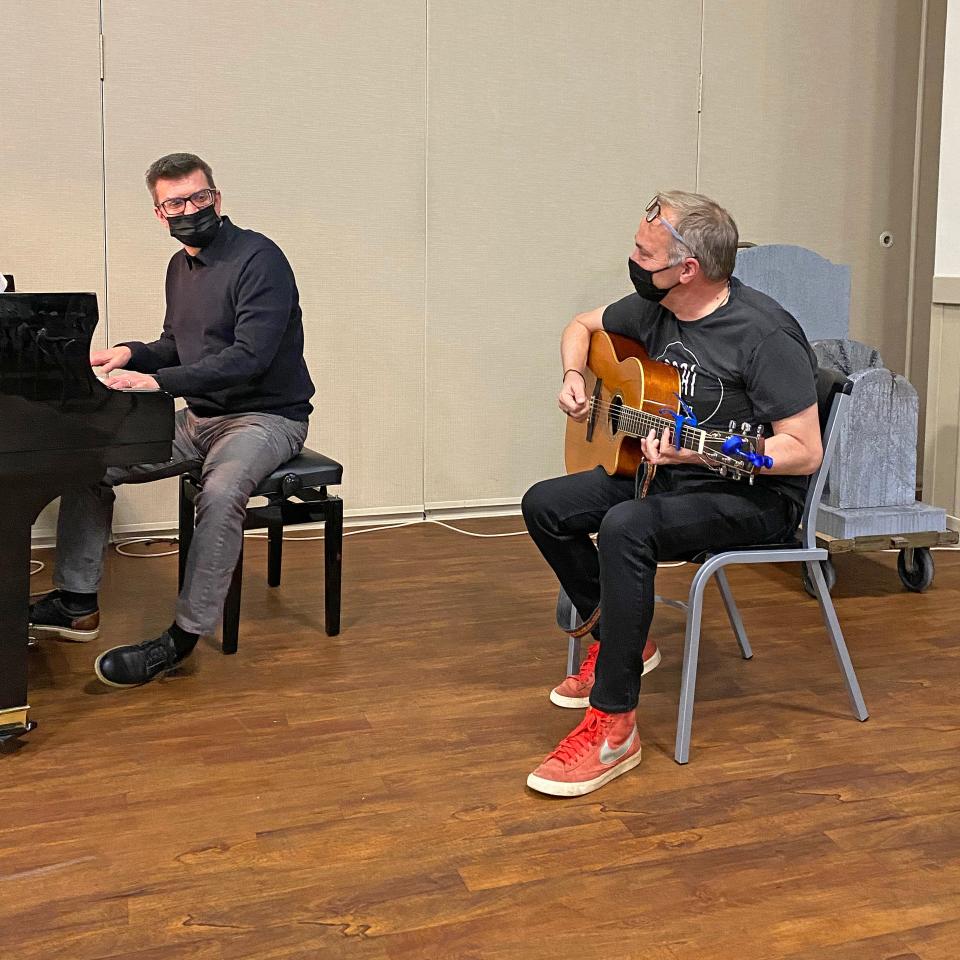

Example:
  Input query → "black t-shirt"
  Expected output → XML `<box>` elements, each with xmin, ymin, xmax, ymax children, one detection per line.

<box><xmin>602</xmin><ymin>277</ymin><xmax>817</xmax><ymax>505</ymax></box>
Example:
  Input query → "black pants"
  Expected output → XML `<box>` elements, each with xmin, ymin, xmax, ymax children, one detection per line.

<box><xmin>521</xmin><ymin>466</ymin><xmax>800</xmax><ymax>713</ymax></box>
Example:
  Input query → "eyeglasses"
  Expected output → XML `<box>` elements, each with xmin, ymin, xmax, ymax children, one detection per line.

<box><xmin>645</xmin><ymin>195</ymin><xmax>694</xmax><ymax>255</ymax></box>
<box><xmin>156</xmin><ymin>188</ymin><xmax>218</xmax><ymax>216</ymax></box>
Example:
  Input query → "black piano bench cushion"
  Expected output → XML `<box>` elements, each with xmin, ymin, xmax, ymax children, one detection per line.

<box><xmin>182</xmin><ymin>448</ymin><xmax>343</xmax><ymax>495</ymax></box>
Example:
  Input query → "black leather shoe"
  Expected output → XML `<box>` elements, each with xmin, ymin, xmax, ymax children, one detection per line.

<box><xmin>94</xmin><ymin>632</ymin><xmax>185</xmax><ymax>687</ymax></box>
<box><xmin>29</xmin><ymin>591</ymin><xmax>100</xmax><ymax>642</ymax></box>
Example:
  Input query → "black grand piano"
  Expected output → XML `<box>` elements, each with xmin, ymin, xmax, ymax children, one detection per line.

<box><xmin>0</xmin><ymin>292</ymin><xmax>174</xmax><ymax>742</ymax></box>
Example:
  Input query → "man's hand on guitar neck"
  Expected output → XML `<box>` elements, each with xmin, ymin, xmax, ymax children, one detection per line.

<box><xmin>559</xmin><ymin>369</ymin><xmax>590</xmax><ymax>421</ymax></box>
<box><xmin>641</xmin><ymin>427</ymin><xmax>699</xmax><ymax>466</ymax></box>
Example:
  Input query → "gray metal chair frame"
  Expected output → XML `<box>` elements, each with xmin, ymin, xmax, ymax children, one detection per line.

<box><xmin>560</xmin><ymin>372</ymin><xmax>869</xmax><ymax>764</ymax></box>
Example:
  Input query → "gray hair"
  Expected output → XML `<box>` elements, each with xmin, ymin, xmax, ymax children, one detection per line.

<box><xmin>145</xmin><ymin>153</ymin><xmax>216</xmax><ymax>203</ymax></box>
<box><xmin>657</xmin><ymin>190</ymin><xmax>738</xmax><ymax>281</ymax></box>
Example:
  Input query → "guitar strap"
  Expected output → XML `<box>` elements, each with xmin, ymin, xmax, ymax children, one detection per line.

<box><xmin>567</xmin><ymin>605</ymin><xmax>601</xmax><ymax>639</ymax></box>
<box><xmin>636</xmin><ymin>461</ymin><xmax>656</xmax><ymax>500</ymax></box>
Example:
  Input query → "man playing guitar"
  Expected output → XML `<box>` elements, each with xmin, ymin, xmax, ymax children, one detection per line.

<box><xmin>522</xmin><ymin>190</ymin><xmax>823</xmax><ymax>797</ymax></box>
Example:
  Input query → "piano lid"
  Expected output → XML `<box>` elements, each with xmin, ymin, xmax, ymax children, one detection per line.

<box><xmin>0</xmin><ymin>292</ymin><xmax>174</xmax><ymax>473</ymax></box>
<box><xmin>0</xmin><ymin>292</ymin><xmax>104</xmax><ymax>403</ymax></box>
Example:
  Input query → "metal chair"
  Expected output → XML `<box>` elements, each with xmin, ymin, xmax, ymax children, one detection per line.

<box><xmin>179</xmin><ymin>448</ymin><xmax>343</xmax><ymax>654</ymax></box>
<box><xmin>558</xmin><ymin>368</ymin><xmax>869</xmax><ymax>764</ymax></box>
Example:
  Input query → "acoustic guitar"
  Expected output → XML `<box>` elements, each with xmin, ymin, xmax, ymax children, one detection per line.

<box><xmin>564</xmin><ymin>331</ymin><xmax>769</xmax><ymax>482</ymax></box>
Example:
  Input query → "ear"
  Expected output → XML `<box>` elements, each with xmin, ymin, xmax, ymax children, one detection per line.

<box><xmin>214</xmin><ymin>191</ymin><xmax>222</xmax><ymax>216</ymax></box>
<box><xmin>678</xmin><ymin>257</ymin><xmax>700</xmax><ymax>284</ymax></box>
<box><xmin>153</xmin><ymin>205</ymin><xmax>167</xmax><ymax>225</ymax></box>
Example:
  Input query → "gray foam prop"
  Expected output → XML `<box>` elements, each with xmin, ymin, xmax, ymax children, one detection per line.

<box><xmin>735</xmin><ymin>246</ymin><xmax>944</xmax><ymax>539</ymax></box>
<box><xmin>734</xmin><ymin>244</ymin><xmax>850</xmax><ymax>341</ymax></box>
<box><xmin>812</xmin><ymin>338</ymin><xmax>885</xmax><ymax>374</ymax></box>
<box><xmin>824</xmin><ymin>367</ymin><xmax>918</xmax><ymax>509</ymax></box>
<box><xmin>817</xmin><ymin>502</ymin><xmax>946</xmax><ymax>539</ymax></box>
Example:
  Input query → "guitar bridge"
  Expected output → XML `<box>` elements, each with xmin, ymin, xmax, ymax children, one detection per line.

<box><xmin>585</xmin><ymin>378</ymin><xmax>603</xmax><ymax>442</ymax></box>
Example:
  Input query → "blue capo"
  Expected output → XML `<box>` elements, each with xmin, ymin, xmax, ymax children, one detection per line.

<box><xmin>721</xmin><ymin>434</ymin><xmax>774</xmax><ymax>470</ymax></box>
<box><xmin>659</xmin><ymin>395</ymin><xmax>698</xmax><ymax>450</ymax></box>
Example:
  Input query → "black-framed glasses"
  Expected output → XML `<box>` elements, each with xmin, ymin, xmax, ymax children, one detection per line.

<box><xmin>645</xmin><ymin>194</ymin><xmax>694</xmax><ymax>254</ymax></box>
<box><xmin>156</xmin><ymin>188</ymin><xmax>218</xmax><ymax>216</ymax></box>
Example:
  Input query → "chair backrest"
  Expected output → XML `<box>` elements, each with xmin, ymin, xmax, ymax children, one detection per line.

<box><xmin>800</xmin><ymin>367</ymin><xmax>852</xmax><ymax>547</ymax></box>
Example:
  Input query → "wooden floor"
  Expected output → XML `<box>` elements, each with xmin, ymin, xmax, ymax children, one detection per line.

<box><xmin>3</xmin><ymin>519</ymin><xmax>960</xmax><ymax>959</ymax></box>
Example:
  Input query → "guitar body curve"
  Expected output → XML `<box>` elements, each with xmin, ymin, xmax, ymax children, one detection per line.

<box><xmin>564</xmin><ymin>331</ymin><xmax>681</xmax><ymax>478</ymax></box>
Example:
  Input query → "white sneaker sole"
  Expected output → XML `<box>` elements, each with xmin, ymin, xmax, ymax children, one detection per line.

<box><xmin>526</xmin><ymin>746</ymin><xmax>642</xmax><ymax>797</ymax></box>
<box><xmin>549</xmin><ymin>646</ymin><xmax>661</xmax><ymax>709</ymax></box>
<box><xmin>28</xmin><ymin>624</ymin><xmax>99</xmax><ymax>643</ymax></box>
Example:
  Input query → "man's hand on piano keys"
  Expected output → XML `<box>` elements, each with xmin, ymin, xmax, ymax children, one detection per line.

<box><xmin>90</xmin><ymin>345</ymin><xmax>132</xmax><ymax>374</ymax></box>
<box><xmin>105</xmin><ymin>371</ymin><xmax>160</xmax><ymax>392</ymax></box>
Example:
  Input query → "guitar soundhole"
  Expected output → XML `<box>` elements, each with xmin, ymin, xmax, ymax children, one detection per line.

<box><xmin>608</xmin><ymin>395</ymin><xmax>624</xmax><ymax>435</ymax></box>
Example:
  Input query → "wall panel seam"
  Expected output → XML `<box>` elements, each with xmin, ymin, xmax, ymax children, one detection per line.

<box><xmin>98</xmin><ymin>0</ymin><xmax>109</xmax><ymax>346</ymax></box>
<box><xmin>422</xmin><ymin>0</ymin><xmax>429</xmax><ymax>512</ymax></box>
<box><xmin>906</xmin><ymin>0</ymin><xmax>931</xmax><ymax>382</ymax></box>
<box><xmin>695</xmin><ymin>0</ymin><xmax>705</xmax><ymax>190</ymax></box>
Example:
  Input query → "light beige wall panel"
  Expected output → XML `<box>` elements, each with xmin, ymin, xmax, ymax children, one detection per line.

<box><xmin>425</xmin><ymin>1</ymin><xmax>702</xmax><ymax>506</ymax></box>
<box><xmin>908</xmin><ymin>0</ymin><xmax>946</xmax><ymax>455</ymax></box>
<box><xmin>0</xmin><ymin>1</ymin><xmax>105</xmax><ymax>305</ymax></box>
<box><xmin>698</xmin><ymin>0</ymin><xmax>923</xmax><ymax>376</ymax></box>
<box><xmin>1</xmin><ymin>1</ymin><xmax>106</xmax><ymax>537</ymax></box>
<box><xmin>924</xmin><ymin>302</ymin><xmax>960</xmax><ymax>516</ymax></box>
<box><xmin>101</xmin><ymin>0</ymin><xmax>425</xmax><ymax>529</ymax></box>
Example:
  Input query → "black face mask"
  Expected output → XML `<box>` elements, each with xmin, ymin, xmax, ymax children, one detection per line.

<box><xmin>629</xmin><ymin>257</ymin><xmax>679</xmax><ymax>303</ymax></box>
<box><xmin>167</xmin><ymin>205</ymin><xmax>222</xmax><ymax>248</ymax></box>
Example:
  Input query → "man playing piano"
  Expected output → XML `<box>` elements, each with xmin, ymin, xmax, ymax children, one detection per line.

<box><xmin>29</xmin><ymin>153</ymin><xmax>315</xmax><ymax>688</ymax></box>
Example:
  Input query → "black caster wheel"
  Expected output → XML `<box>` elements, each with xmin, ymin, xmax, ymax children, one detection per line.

<box><xmin>898</xmin><ymin>547</ymin><xmax>934</xmax><ymax>593</ymax></box>
<box><xmin>802</xmin><ymin>558</ymin><xmax>837</xmax><ymax>598</ymax></box>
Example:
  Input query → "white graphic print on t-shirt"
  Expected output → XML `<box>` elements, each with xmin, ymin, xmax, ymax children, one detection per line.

<box><xmin>654</xmin><ymin>340</ymin><xmax>724</xmax><ymax>425</ymax></box>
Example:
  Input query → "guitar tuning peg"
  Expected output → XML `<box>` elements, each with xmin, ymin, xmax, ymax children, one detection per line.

<box><xmin>728</xmin><ymin>419</ymin><xmax>736</xmax><ymax>431</ymax></box>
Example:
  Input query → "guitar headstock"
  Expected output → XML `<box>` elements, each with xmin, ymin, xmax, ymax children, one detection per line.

<box><xmin>700</xmin><ymin>422</ymin><xmax>773</xmax><ymax>483</ymax></box>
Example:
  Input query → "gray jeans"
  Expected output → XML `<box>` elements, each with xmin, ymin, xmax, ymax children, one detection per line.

<box><xmin>54</xmin><ymin>408</ymin><xmax>308</xmax><ymax>634</ymax></box>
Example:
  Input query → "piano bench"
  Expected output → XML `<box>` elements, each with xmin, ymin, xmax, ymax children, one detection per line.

<box><xmin>177</xmin><ymin>448</ymin><xmax>344</xmax><ymax>654</ymax></box>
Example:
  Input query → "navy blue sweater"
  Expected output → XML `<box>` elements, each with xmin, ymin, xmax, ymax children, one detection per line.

<box><xmin>123</xmin><ymin>217</ymin><xmax>314</xmax><ymax>422</ymax></box>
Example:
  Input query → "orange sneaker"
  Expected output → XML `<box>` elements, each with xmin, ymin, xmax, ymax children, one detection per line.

<box><xmin>527</xmin><ymin>707</ymin><xmax>641</xmax><ymax>797</ymax></box>
<box><xmin>549</xmin><ymin>639</ymin><xmax>660</xmax><ymax>708</ymax></box>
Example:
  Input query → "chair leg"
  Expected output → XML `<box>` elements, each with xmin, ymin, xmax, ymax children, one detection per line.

<box><xmin>805</xmin><ymin>561</ymin><xmax>869</xmax><ymax>721</ymax></box>
<box><xmin>714</xmin><ymin>567</ymin><xmax>752</xmax><ymax>659</ymax></box>
<box><xmin>267</xmin><ymin>518</ymin><xmax>283</xmax><ymax>588</ymax></box>
<box><xmin>675</xmin><ymin>566</ymin><xmax>711</xmax><ymax>764</ymax></box>
<box><xmin>221</xmin><ymin>543</ymin><xmax>243</xmax><ymax>656</ymax></box>
<box><xmin>565</xmin><ymin>593</ymin><xmax>582</xmax><ymax>676</ymax></box>
<box><xmin>177</xmin><ymin>478</ymin><xmax>195</xmax><ymax>592</ymax></box>
<box><xmin>324</xmin><ymin>496</ymin><xmax>343</xmax><ymax>636</ymax></box>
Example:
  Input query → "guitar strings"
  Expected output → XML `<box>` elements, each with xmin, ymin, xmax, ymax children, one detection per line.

<box><xmin>586</xmin><ymin>397</ymin><xmax>702</xmax><ymax>448</ymax></box>
<box><xmin>584</xmin><ymin>398</ymin><xmax>753</xmax><ymax>475</ymax></box>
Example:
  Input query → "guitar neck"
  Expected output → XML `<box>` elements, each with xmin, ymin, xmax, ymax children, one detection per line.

<box><xmin>595</xmin><ymin>399</ymin><xmax>705</xmax><ymax>453</ymax></box>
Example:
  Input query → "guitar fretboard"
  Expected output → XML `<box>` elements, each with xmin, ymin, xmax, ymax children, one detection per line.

<box><xmin>589</xmin><ymin>397</ymin><xmax>703</xmax><ymax>452</ymax></box>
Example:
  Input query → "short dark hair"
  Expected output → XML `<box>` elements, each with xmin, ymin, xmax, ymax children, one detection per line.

<box><xmin>657</xmin><ymin>190</ymin><xmax>739</xmax><ymax>281</ymax></box>
<box><xmin>145</xmin><ymin>153</ymin><xmax>216</xmax><ymax>202</ymax></box>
